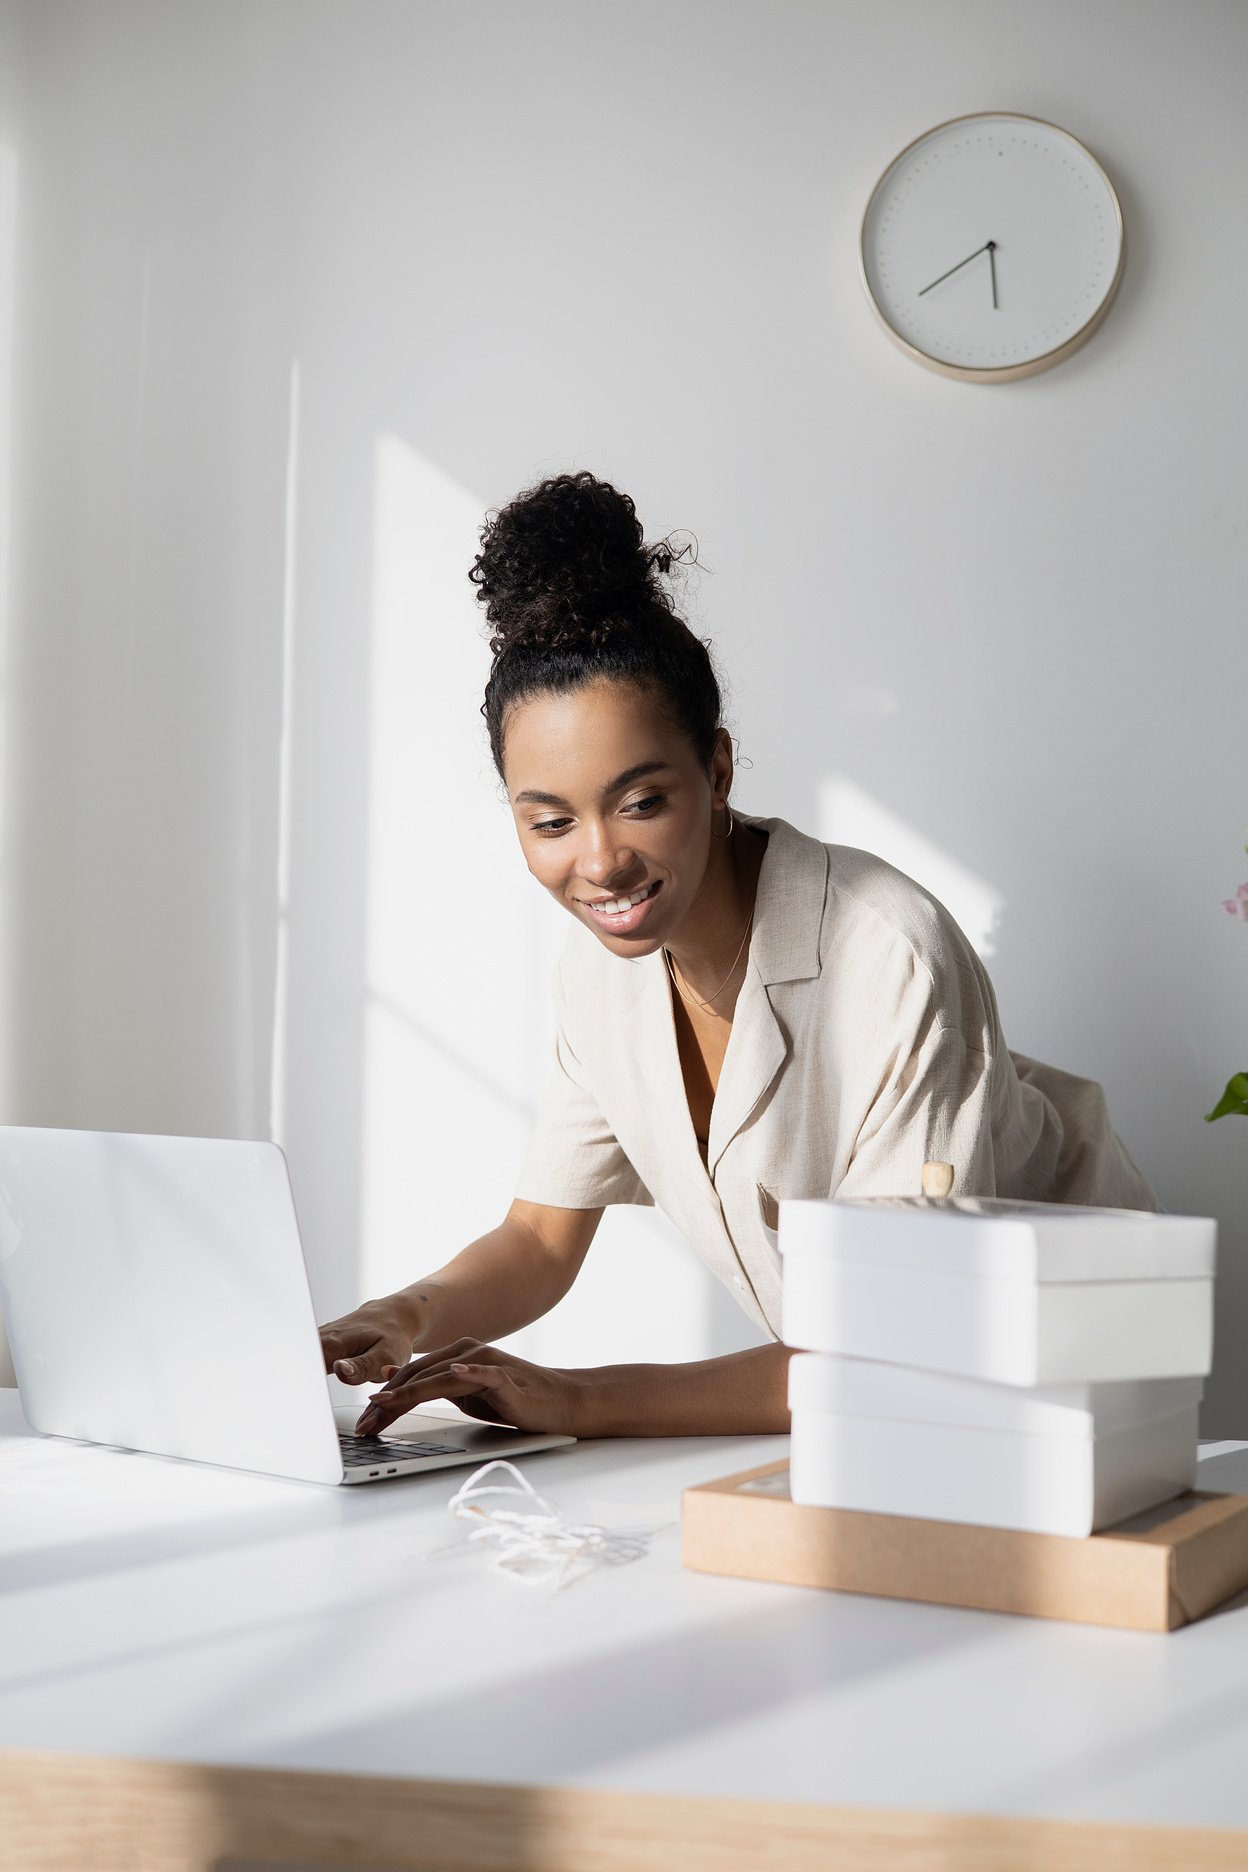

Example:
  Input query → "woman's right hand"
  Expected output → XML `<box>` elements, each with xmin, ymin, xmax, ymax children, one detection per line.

<box><xmin>319</xmin><ymin>1295</ymin><xmax>420</xmax><ymax>1385</ymax></box>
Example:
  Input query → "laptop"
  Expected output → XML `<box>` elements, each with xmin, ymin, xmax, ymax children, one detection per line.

<box><xmin>0</xmin><ymin>1125</ymin><xmax>575</xmax><ymax>1485</ymax></box>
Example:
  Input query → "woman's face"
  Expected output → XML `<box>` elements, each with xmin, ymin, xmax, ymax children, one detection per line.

<box><xmin>503</xmin><ymin>679</ymin><xmax>730</xmax><ymax>956</ymax></box>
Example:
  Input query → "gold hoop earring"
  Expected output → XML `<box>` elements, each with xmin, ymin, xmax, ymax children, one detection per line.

<box><xmin>711</xmin><ymin>804</ymin><xmax>735</xmax><ymax>840</ymax></box>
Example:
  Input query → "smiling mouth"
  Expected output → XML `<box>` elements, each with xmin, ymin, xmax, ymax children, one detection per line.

<box><xmin>582</xmin><ymin>880</ymin><xmax>662</xmax><ymax>920</ymax></box>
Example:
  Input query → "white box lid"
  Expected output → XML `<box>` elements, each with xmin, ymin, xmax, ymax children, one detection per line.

<box><xmin>787</xmin><ymin>1351</ymin><xmax>1204</xmax><ymax>1436</ymax></box>
<box><xmin>778</xmin><ymin>1196</ymin><xmax>1216</xmax><ymax>1284</ymax></box>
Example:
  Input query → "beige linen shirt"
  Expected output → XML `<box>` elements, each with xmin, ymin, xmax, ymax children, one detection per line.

<box><xmin>515</xmin><ymin>814</ymin><xmax>1156</xmax><ymax>1340</ymax></box>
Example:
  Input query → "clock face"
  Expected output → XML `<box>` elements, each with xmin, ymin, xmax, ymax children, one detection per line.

<box><xmin>860</xmin><ymin>113</ymin><xmax>1124</xmax><ymax>381</ymax></box>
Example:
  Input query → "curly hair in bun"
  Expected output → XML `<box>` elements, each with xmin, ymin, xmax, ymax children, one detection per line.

<box><xmin>469</xmin><ymin>471</ymin><xmax>723</xmax><ymax>777</ymax></box>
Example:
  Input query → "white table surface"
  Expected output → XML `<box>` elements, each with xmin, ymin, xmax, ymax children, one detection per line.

<box><xmin>2</xmin><ymin>1389</ymin><xmax>1248</xmax><ymax>1833</ymax></box>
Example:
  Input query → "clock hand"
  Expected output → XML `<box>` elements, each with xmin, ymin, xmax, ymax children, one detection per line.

<box><xmin>988</xmin><ymin>239</ymin><xmax>998</xmax><ymax>310</ymax></box>
<box><xmin>918</xmin><ymin>241</ymin><xmax>991</xmax><ymax>297</ymax></box>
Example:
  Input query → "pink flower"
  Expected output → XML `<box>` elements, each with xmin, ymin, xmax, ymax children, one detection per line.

<box><xmin>1224</xmin><ymin>884</ymin><xmax>1248</xmax><ymax>919</ymax></box>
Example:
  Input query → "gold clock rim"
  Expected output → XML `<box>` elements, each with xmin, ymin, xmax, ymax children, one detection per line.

<box><xmin>857</xmin><ymin>110</ymin><xmax>1126</xmax><ymax>383</ymax></box>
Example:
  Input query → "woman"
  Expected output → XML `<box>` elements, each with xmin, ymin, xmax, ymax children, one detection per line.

<box><xmin>319</xmin><ymin>472</ymin><xmax>1155</xmax><ymax>1439</ymax></box>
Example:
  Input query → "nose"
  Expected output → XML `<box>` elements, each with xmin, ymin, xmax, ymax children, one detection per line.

<box><xmin>578</xmin><ymin>821</ymin><xmax>638</xmax><ymax>889</ymax></box>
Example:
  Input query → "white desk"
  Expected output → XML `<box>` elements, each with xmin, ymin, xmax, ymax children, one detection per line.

<box><xmin>2</xmin><ymin>1388</ymin><xmax>1248</xmax><ymax>1870</ymax></box>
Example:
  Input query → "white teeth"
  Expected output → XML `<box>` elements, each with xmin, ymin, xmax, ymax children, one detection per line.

<box><xmin>593</xmin><ymin>883</ymin><xmax>655</xmax><ymax>916</ymax></box>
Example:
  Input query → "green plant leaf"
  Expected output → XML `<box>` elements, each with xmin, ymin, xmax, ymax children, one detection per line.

<box><xmin>1205</xmin><ymin>1072</ymin><xmax>1248</xmax><ymax>1122</ymax></box>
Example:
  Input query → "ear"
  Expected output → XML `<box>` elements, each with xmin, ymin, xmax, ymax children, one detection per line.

<box><xmin>708</xmin><ymin>727</ymin><xmax>734</xmax><ymax>809</ymax></box>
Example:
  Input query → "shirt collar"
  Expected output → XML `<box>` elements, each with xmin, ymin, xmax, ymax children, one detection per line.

<box><xmin>737</xmin><ymin>813</ymin><xmax>829</xmax><ymax>986</ymax></box>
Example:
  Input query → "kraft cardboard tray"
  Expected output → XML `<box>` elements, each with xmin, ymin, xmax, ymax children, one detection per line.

<box><xmin>682</xmin><ymin>1461</ymin><xmax>1248</xmax><ymax>1632</ymax></box>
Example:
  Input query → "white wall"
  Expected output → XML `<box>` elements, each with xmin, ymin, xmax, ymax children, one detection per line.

<box><xmin>0</xmin><ymin>0</ymin><xmax>18</xmax><ymax>1386</ymax></box>
<box><xmin>1</xmin><ymin>0</ymin><xmax>1245</xmax><ymax>1428</ymax></box>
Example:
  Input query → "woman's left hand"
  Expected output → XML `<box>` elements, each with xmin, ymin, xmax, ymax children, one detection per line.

<box><xmin>354</xmin><ymin>1338</ymin><xmax>590</xmax><ymax>1438</ymax></box>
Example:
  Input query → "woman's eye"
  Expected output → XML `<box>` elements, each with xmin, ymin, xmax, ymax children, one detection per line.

<box><xmin>533</xmin><ymin>817</ymin><xmax>572</xmax><ymax>836</ymax></box>
<box><xmin>627</xmin><ymin>794</ymin><xmax>665</xmax><ymax>816</ymax></box>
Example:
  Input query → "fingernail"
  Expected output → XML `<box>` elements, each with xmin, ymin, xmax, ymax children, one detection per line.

<box><xmin>450</xmin><ymin>1362</ymin><xmax>472</xmax><ymax>1373</ymax></box>
<box><xmin>337</xmin><ymin>1360</ymin><xmax>354</xmax><ymax>1376</ymax></box>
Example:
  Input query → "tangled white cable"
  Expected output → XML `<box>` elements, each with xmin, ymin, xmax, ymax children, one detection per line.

<box><xmin>439</xmin><ymin>1459</ymin><xmax>654</xmax><ymax>1588</ymax></box>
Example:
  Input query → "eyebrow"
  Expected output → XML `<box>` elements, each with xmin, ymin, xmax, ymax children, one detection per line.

<box><xmin>513</xmin><ymin>761</ymin><xmax>673</xmax><ymax>808</ymax></box>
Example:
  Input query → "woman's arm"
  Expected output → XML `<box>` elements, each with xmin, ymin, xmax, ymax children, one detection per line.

<box><xmin>319</xmin><ymin>1198</ymin><xmax>602</xmax><ymax>1383</ymax></box>
<box><xmin>355</xmin><ymin>1338</ymin><xmax>794</xmax><ymax>1438</ymax></box>
<box><xmin>564</xmin><ymin>1342</ymin><xmax>793</xmax><ymax>1436</ymax></box>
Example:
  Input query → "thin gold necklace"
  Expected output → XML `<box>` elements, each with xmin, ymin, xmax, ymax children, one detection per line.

<box><xmin>664</xmin><ymin>914</ymin><xmax>752</xmax><ymax>1015</ymax></box>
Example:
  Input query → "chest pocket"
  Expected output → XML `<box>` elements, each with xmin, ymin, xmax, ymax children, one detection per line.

<box><xmin>757</xmin><ymin>1182</ymin><xmax>834</xmax><ymax>1248</ymax></box>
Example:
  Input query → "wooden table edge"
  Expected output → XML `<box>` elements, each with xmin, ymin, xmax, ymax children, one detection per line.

<box><xmin>2</xmin><ymin>1747</ymin><xmax>1247</xmax><ymax>1871</ymax></box>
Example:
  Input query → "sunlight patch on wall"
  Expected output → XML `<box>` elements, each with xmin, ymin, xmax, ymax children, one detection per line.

<box><xmin>818</xmin><ymin>776</ymin><xmax>1003</xmax><ymax>957</ymax></box>
<box><xmin>361</xmin><ymin>437</ymin><xmax>565</xmax><ymax>1300</ymax></box>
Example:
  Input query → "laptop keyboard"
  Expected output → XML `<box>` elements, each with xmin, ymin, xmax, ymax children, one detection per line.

<box><xmin>338</xmin><ymin>1432</ymin><xmax>461</xmax><ymax>1468</ymax></box>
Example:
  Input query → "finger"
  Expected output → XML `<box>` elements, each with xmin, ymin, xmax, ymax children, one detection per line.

<box><xmin>449</xmin><ymin>1363</ymin><xmax>516</xmax><ymax>1414</ymax></box>
<box><xmin>366</xmin><ymin>1358</ymin><xmax>460</xmax><ymax>1404</ymax></box>
<box><xmin>373</xmin><ymin>1341</ymin><xmax>486</xmax><ymax>1395</ymax></box>
<box><xmin>449</xmin><ymin>1361</ymin><xmax>507</xmax><ymax>1388</ymax></box>
<box><xmin>352</xmin><ymin>1361</ymin><xmax>403</xmax><ymax>1403</ymax></box>
<box><xmin>356</xmin><ymin>1359</ymin><xmax>480</xmax><ymax>1424</ymax></box>
<box><xmin>355</xmin><ymin>1372</ymin><xmax>495</xmax><ymax>1434</ymax></box>
<box><xmin>365</xmin><ymin>1360</ymin><xmax>431</xmax><ymax>1400</ymax></box>
<box><xmin>321</xmin><ymin>1334</ymin><xmax>350</xmax><ymax>1374</ymax></box>
<box><xmin>333</xmin><ymin>1350</ymin><xmax>397</xmax><ymax>1383</ymax></box>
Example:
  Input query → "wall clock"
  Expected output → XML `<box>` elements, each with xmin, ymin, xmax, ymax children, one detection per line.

<box><xmin>859</xmin><ymin>112</ymin><xmax>1124</xmax><ymax>383</ymax></box>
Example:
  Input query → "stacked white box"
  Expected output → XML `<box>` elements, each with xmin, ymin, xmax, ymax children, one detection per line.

<box><xmin>780</xmin><ymin>1195</ymin><xmax>1216</xmax><ymax>1536</ymax></box>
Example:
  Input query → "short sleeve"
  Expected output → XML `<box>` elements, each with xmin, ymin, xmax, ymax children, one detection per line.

<box><xmin>514</xmin><ymin>968</ymin><xmax>653</xmax><ymax>1211</ymax></box>
<box><xmin>834</xmin><ymin>952</ymin><xmax>999</xmax><ymax>1202</ymax></box>
<box><xmin>831</xmin><ymin>931</ymin><xmax>1158</xmax><ymax>1210</ymax></box>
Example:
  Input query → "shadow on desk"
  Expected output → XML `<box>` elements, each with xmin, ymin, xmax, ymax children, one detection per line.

<box><xmin>297</xmin><ymin>1587</ymin><xmax>989</xmax><ymax>1787</ymax></box>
